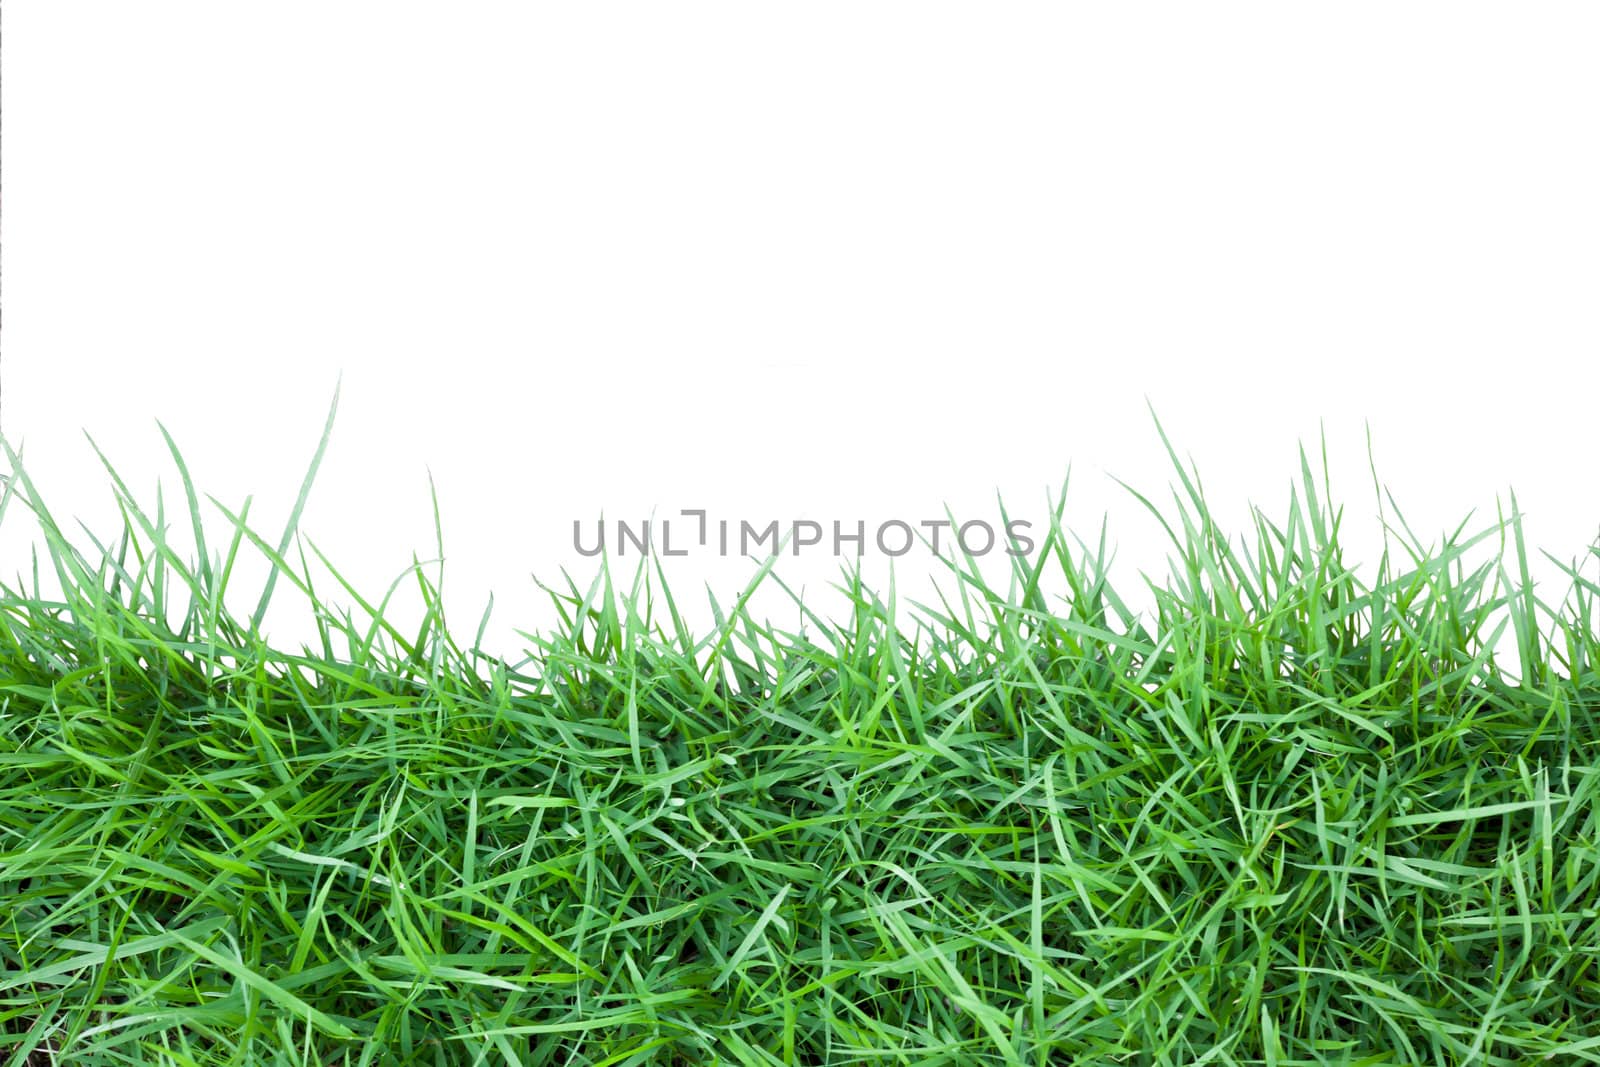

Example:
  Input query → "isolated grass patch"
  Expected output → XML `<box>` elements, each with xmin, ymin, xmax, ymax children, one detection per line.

<box><xmin>2</xmin><ymin>420</ymin><xmax>1599</xmax><ymax>1065</ymax></box>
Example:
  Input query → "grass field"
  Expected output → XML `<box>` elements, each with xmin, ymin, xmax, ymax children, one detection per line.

<box><xmin>2</xmin><ymin>420</ymin><xmax>1598</xmax><ymax>1065</ymax></box>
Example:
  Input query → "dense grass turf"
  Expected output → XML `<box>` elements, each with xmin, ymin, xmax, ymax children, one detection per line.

<box><xmin>2</xmin><ymin>419</ymin><xmax>1599</xmax><ymax>1065</ymax></box>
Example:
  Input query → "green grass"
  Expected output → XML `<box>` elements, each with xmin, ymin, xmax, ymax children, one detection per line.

<box><xmin>2</xmin><ymin>414</ymin><xmax>1598</xmax><ymax>1065</ymax></box>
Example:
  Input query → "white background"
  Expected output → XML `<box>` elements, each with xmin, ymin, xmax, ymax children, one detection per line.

<box><xmin>4</xmin><ymin>4</ymin><xmax>1598</xmax><ymax>662</ymax></box>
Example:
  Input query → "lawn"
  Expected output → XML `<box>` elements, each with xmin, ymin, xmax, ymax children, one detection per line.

<box><xmin>2</xmin><ymin>419</ymin><xmax>1597</xmax><ymax>1065</ymax></box>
